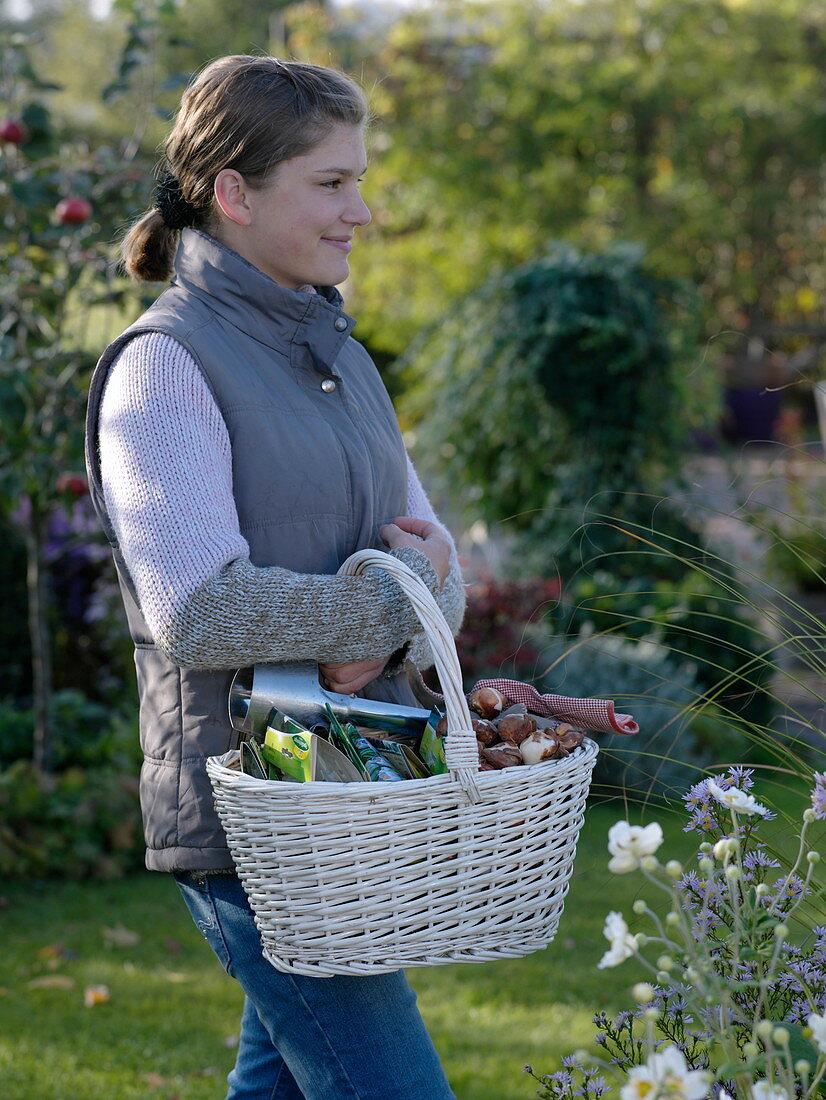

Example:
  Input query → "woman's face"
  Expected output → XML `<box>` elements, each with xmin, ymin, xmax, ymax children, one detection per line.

<box><xmin>220</xmin><ymin>124</ymin><xmax>371</xmax><ymax>289</ymax></box>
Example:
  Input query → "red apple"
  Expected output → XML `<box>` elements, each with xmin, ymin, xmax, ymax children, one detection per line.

<box><xmin>56</xmin><ymin>197</ymin><xmax>93</xmax><ymax>225</ymax></box>
<box><xmin>56</xmin><ymin>473</ymin><xmax>89</xmax><ymax>498</ymax></box>
<box><xmin>0</xmin><ymin>118</ymin><xmax>28</xmax><ymax>144</ymax></box>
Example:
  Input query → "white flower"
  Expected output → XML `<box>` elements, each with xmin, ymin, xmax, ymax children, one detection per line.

<box><xmin>808</xmin><ymin>1011</ymin><xmax>826</xmax><ymax>1055</ymax></box>
<box><xmin>707</xmin><ymin>779</ymin><xmax>770</xmax><ymax>817</ymax></box>
<box><xmin>620</xmin><ymin>1046</ymin><xmax>709</xmax><ymax>1100</ymax></box>
<box><xmin>597</xmin><ymin>910</ymin><xmax>639</xmax><ymax>969</ymax></box>
<box><xmin>608</xmin><ymin>821</ymin><xmax>664</xmax><ymax>873</ymax></box>
<box><xmin>751</xmin><ymin>1081</ymin><xmax>789</xmax><ymax>1100</ymax></box>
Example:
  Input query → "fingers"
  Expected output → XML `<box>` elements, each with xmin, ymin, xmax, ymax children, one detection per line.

<box><xmin>379</xmin><ymin>516</ymin><xmax>441</xmax><ymax>547</ymax></box>
<box><xmin>379</xmin><ymin>516</ymin><xmax>451</xmax><ymax>585</ymax></box>
<box><xmin>319</xmin><ymin>658</ymin><xmax>389</xmax><ymax>695</ymax></box>
<box><xmin>388</xmin><ymin>516</ymin><xmax>439</xmax><ymax>539</ymax></box>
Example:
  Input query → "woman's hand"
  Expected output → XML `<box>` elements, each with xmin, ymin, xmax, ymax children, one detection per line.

<box><xmin>319</xmin><ymin>657</ymin><xmax>389</xmax><ymax>695</ymax></box>
<box><xmin>319</xmin><ymin>518</ymin><xmax>450</xmax><ymax>696</ymax></box>
<box><xmin>380</xmin><ymin>516</ymin><xmax>451</xmax><ymax>586</ymax></box>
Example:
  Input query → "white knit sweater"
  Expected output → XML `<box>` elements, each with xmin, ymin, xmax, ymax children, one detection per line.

<box><xmin>99</xmin><ymin>332</ymin><xmax>465</xmax><ymax>671</ymax></box>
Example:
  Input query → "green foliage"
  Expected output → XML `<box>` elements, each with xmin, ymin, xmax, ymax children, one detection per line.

<box><xmin>0</xmin><ymin>686</ymin><xmax>142</xmax><ymax>875</ymax></box>
<box><xmin>0</xmin><ymin>691</ymin><xmax>141</xmax><ymax>771</ymax></box>
<box><xmin>547</xmin><ymin>501</ymin><xmax>778</xmax><ymax>737</ymax></box>
<box><xmin>766</xmin><ymin>524</ymin><xmax>826</xmax><ymax>592</ymax></box>
<box><xmin>0</xmin><ymin>31</ymin><xmax>150</xmax><ymax>769</ymax></box>
<box><xmin>531</xmin><ymin>773</ymin><xmax>826</xmax><ymax>1100</ymax></box>
<box><xmin>400</xmin><ymin>243</ymin><xmax>703</xmax><ymax>542</ymax></box>
<box><xmin>341</xmin><ymin>0</ymin><xmax>825</xmax><ymax>360</ymax></box>
<box><xmin>0</xmin><ymin>514</ymin><xmax>30</xmax><ymax>696</ymax></box>
<box><xmin>0</xmin><ymin>688</ymin><xmax>143</xmax><ymax>878</ymax></box>
<box><xmin>0</xmin><ymin>35</ymin><xmax>145</xmax><ymax>521</ymax></box>
<box><xmin>0</xmin><ymin>758</ymin><xmax>143</xmax><ymax>879</ymax></box>
<box><xmin>397</xmin><ymin>241</ymin><xmax>777</xmax><ymax>741</ymax></box>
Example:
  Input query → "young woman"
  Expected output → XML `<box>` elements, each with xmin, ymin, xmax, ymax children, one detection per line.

<box><xmin>85</xmin><ymin>55</ymin><xmax>463</xmax><ymax>1100</ymax></box>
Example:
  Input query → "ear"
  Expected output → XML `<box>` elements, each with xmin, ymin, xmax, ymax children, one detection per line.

<box><xmin>214</xmin><ymin>168</ymin><xmax>252</xmax><ymax>227</ymax></box>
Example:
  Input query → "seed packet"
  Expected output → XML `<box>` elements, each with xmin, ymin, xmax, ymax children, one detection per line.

<box><xmin>240</xmin><ymin>737</ymin><xmax>270</xmax><ymax>780</ymax></box>
<box><xmin>345</xmin><ymin>725</ymin><xmax>406</xmax><ymax>782</ymax></box>
<box><xmin>323</xmin><ymin>704</ymin><xmax>370</xmax><ymax>779</ymax></box>
<box><xmin>365</xmin><ymin>738</ymin><xmax>431</xmax><ymax>780</ymax></box>
<box><xmin>417</xmin><ymin>708</ymin><xmax>448</xmax><ymax>776</ymax></box>
<box><xmin>261</xmin><ymin>708</ymin><xmax>362</xmax><ymax>783</ymax></box>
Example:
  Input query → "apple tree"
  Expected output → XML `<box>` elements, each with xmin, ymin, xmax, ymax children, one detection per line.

<box><xmin>0</xmin><ymin>32</ymin><xmax>148</xmax><ymax>771</ymax></box>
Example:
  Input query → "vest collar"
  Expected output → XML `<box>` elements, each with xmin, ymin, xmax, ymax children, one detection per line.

<box><xmin>172</xmin><ymin>229</ymin><xmax>356</xmax><ymax>371</ymax></box>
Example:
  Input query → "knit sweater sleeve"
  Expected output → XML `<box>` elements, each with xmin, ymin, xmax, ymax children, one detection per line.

<box><xmin>98</xmin><ymin>332</ymin><xmax>442</xmax><ymax>670</ymax></box>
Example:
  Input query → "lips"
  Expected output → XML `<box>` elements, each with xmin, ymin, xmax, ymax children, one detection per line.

<box><xmin>322</xmin><ymin>237</ymin><xmax>353</xmax><ymax>253</ymax></box>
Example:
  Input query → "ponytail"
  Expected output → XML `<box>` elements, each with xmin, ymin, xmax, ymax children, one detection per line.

<box><xmin>120</xmin><ymin>209</ymin><xmax>180</xmax><ymax>283</ymax></box>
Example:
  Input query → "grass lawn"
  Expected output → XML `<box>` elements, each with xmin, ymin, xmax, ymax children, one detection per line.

<box><xmin>0</xmin><ymin>783</ymin><xmax>819</xmax><ymax>1100</ymax></box>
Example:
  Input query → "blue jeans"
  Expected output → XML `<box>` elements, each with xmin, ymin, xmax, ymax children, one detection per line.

<box><xmin>173</xmin><ymin>871</ymin><xmax>455</xmax><ymax>1100</ymax></box>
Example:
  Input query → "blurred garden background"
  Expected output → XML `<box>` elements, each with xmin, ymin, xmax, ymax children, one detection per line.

<box><xmin>0</xmin><ymin>0</ymin><xmax>824</xmax><ymax>1097</ymax></box>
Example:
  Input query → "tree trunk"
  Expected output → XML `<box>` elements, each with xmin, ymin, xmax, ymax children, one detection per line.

<box><xmin>24</xmin><ymin>510</ymin><xmax>53</xmax><ymax>774</ymax></box>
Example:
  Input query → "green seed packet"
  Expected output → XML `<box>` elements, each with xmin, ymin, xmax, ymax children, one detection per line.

<box><xmin>346</xmin><ymin>726</ymin><xmax>406</xmax><ymax>782</ymax></box>
<box><xmin>366</xmin><ymin>738</ymin><xmax>431</xmax><ymax>780</ymax></box>
<box><xmin>324</xmin><ymin>704</ymin><xmax>370</xmax><ymax>779</ymax></box>
<box><xmin>417</xmin><ymin>708</ymin><xmax>448</xmax><ymax>776</ymax></box>
<box><xmin>240</xmin><ymin>738</ymin><xmax>269</xmax><ymax>780</ymax></box>
<box><xmin>262</xmin><ymin>708</ymin><xmax>362</xmax><ymax>783</ymax></box>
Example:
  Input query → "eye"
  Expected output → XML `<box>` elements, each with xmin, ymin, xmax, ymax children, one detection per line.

<box><xmin>322</xmin><ymin>179</ymin><xmax>342</xmax><ymax>190</ymax></box>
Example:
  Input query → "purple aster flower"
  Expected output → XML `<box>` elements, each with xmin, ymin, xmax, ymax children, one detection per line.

<box><xmin>769</xmin><ymin>872</ymin><xmax>809</xmax><ymax>905</ymax></box>
<box><xmin>743</xmin><ymin>850</ymin><xmax>781</xmax><ymax>871</ymax></box>
<box><xmin>578</xmin><ymin>1074</ymin><xmax>607</xmax><ymax>1098</ymax></box>
<box><xmin>811</xmin><ymin>772</ymin><xmax>826</xmax><ymax>820</ymax></box>
<box><xmin>685</xmin><ymin>779</ymin><xmax>713</xmax><ymax>808</ymax></box>
<box><xmin>690</xmin><ymin>909</ymin><xmax>723</xmax><ymax>936</ymax></box>
<box><xmin>684</xmin><ymin>807</ymin><xmax>720</xmax><ymax>834</ymax></box>
<box><xmin>725</xmin><ymin>766</ymin><xmax>754</xmax><ymax>788</ymax></box>
<box><xmin>551</xmin><ymin>1070</ymin><xmax>574</xmax><ymax>1091</ymax></box>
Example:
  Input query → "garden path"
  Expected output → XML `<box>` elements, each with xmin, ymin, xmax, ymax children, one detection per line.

<box><xmin>678</xmin><ymin>443</ymin><xmax>825</xmax><ymax>760</ymax></box>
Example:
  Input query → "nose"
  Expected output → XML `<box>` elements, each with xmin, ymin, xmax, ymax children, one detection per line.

<box><xmin>345</xmin><ymin>190</ymin><xmax>371</xmax><ymax>227</ymax></box>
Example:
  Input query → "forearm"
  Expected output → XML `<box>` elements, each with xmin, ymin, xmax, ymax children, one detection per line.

<box><xmin>155</xmin><ymin>547</ymin><xmax>440</xmax><ymax>670</ymax></box>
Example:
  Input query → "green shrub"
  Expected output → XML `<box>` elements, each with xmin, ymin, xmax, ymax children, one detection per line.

<box><xmin>543</xmin><ymin>500</ymin><xmax>777</xmax><ymax>736</ymax></box>
<box><xmin>0</xmin><ymin>690</ymin><xmax>141</xmax><ymax>771</ymax></box>
<box><xmin>0</xmin><ymin>759</ymin><xmax>143</xmax><ymax>879</ymax></box>
<box><xmin>399</xmin><ymin>243</ymin><xmax>710</xmax><ymax>548</ymax></box>
<box><xmin>0</xmin><ymin>691</ymin><xmax>144</xmax><ymax>879</ymax></box>
<box><xmin>765</xmin><ymin>524</ymin><xmax>826</xmax><ymax>592</ymax></box>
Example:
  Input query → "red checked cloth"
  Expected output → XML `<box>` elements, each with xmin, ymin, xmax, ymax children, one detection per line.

<box><xmin>473</xmin><ymin>677</ymin><xmax>639</xmax><ymax>735</ymax></box>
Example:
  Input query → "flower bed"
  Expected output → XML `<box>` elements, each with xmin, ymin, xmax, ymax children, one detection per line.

<box><xmin>529</xmin><ymin>769</ymin><xmax>826</xmax><ymax>1100</ymax></box>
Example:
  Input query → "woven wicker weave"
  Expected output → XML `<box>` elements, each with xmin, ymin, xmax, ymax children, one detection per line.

<box><xmin>206</xmin><ymin>549</ymin><xmax>598</xmax><ymax>976</ymax></box>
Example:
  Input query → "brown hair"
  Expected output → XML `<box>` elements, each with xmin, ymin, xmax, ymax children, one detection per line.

<box><xmin>121</xmin><ymin>56</ymin><xmax>369</xmax><ymax>282</ymax></box>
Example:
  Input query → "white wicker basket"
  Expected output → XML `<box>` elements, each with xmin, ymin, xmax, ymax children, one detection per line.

<box><xmin>206</xmin><ymin>549</ymin><xmax>598</xmax><ymax>976</ymax></box>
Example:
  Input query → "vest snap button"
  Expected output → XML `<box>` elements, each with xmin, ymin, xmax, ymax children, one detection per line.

<box><xmin>334</xmin><ymin>317</ymin><xmax>348</xmax><ymax>332</ymax></box>
<box><xmin>321</xmin><ymin>378</ymin><xmax>337</xmax><ymax>393</ymax></box>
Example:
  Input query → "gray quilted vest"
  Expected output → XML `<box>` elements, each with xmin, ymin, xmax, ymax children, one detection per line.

<box><xmin>85</xmin><ymin>230</ymin><xmax>408</xmax><ymax>871</ymax></box>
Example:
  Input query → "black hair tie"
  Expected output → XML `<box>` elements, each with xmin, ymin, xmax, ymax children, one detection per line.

<box><xmin>154</xmin><ymin>172</ymin><xmax>198</xmax><ymax>230</ymax></box>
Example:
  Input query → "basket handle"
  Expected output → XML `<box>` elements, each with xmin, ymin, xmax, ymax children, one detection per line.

<box><xmin>338</xmin><ymin>549</ymin><xmax>481</xmax><ymax>804</ymax></box>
